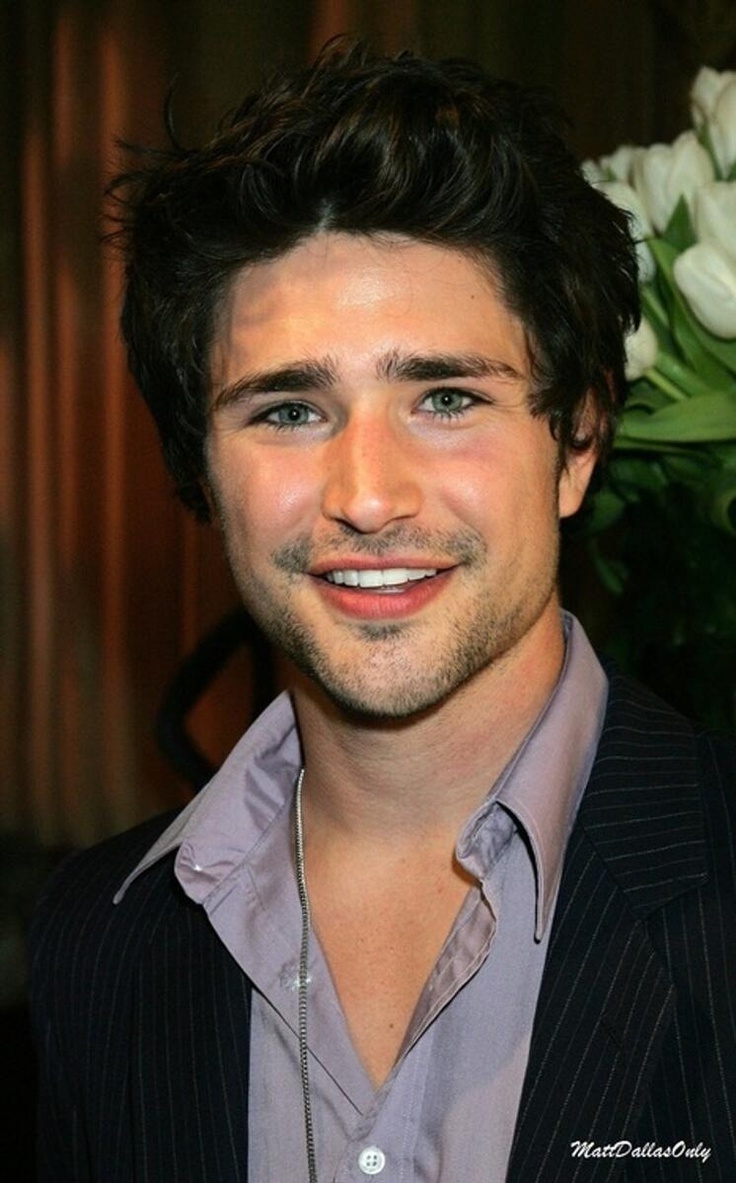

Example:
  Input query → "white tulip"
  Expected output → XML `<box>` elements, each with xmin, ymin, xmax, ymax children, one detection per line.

<box><xmin>711</xmin><ymin>78</ymin><xmax>736</xmax><ymax>176</ymax></box>
<box><xmin>624</xmin><ymin>316</ymin><xmax>659</xmax><ymax>381</ymax></box>
<box><xmin>692</xmin><ymin>182</ymin><xmax>736</xmax><ymax>265</ymax></box>
<box><xmin>596</xmin><ymin>179</ymin><xmax>655</xmax><ymax>281</ymax></box>
<box><xmin>599</xmin><ymin>144</ymin><xmax>640</xmax><ymax>183</ymax></box>
<box><xmin>690</xmin><ymin>66</ymin><xmax>736</xmax><ymax>126</ymax></box>
<box><xmin>631</xmin><ymin>131</ymin><xmax>715</xmax><ymax>232</ymax></box>
<box><xmin>690</xmin><ymin>67</ymin><xmax>736</xmax><ymax>176</ymax></box>
<box><xmin>581</xmin><ymin>158</ymin><xmax>605</xmax><ymax>184</ymax></box>
<box><xmin>673</xmin><ymin>242</ymin><xmax>736</xmax><ymax>338</ymax></box>
<box><xmin>582</xmin><ymin>145</ymin><xmax>641</xmax><ymax>187</ymax></box>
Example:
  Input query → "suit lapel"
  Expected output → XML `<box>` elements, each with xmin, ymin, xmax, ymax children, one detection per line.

<box><xmin>128</xmin><ymin>867</ymin><xmax>251</xmax><ymax>1182</ymax></box>
<box><xmin>508</xmin><ymin>672</ymin><xmax>707</xmax><ymax>1182</ymax></box>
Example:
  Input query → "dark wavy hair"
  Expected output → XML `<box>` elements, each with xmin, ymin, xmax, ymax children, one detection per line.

<box><xmin>109</xmin><ymin>40</ymin><xmax>640</xmax><ymax>520</ymax></box>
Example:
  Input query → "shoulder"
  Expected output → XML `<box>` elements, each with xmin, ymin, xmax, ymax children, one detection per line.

<box><xmin>693</xmin><ymin>724</ymin><xmax>736</xmax><ymax>789</ymax></box>
<box><xmin>691</xmin><ymin>728</ymin><xmax>736</xmax><ymax>880</ymax></box>
<box><xmin>29</xmin><ymin>809</ymin><xmax>186</xmax><ymax>996</ymax></box>
<box><xmin>601</xmin><ymin>664</ymin><xmax>736</xmax><ymax>793</ymax></box>
<box><xmin>584</xmin><ymin>667</ymin><xmax>736</xmax><ymax>898</ymax></box>
<box><xmin>35</xmin><ymin>808</ymin><xmax>183</xmax><ymax>909</ymax></box>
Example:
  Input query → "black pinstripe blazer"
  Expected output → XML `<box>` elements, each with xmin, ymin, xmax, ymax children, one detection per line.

<box><xmin>30</xmin><ymin>670</ymin><xmax>736</xmax><ymax>1181</ymax></box>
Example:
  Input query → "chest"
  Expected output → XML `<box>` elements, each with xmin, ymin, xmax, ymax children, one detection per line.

<box><xmin>246</xmin><ymin>832</ymin><xmax>553</xmax><ymax>1181</ymax></box>
<box><xmin>308</xmin><ymin>867</ymin><xmax>476</xmax><ymax>1085</ymax></box>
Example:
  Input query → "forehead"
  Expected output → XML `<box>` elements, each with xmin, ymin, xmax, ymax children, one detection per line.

<box><xmin>210</xmin><ymin>232</ymin><xmax>530</xmax><ymax>385</ymax></box>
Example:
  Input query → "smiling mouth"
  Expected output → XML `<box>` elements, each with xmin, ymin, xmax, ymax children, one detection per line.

<box><xmin>322</xmin><ymin>567</ymin><xmax>439</xmax><ymax>590</ymax></box>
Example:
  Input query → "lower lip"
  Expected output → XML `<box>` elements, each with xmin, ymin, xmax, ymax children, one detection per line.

<box><xmin>313</xmin><ymin>570</ymin><xmax>452</xmax><ymax>620</ymax></box>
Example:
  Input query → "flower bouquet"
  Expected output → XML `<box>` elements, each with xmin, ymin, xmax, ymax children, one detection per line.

<box><xmin>578</xmin><ymin>67</ymin><xmax>736</xmax><ymax>731</ymax></box>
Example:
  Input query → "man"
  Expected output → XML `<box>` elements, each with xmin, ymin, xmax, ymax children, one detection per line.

<box><xmin>31</xmin><ymin>42</ymin><xmax>735</xmax><ymax>1181</ymax></box>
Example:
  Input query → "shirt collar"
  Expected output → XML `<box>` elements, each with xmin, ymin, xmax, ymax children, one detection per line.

<box><xmin>115</xmin><ymin>612</ymin><xmax>607</xmax><ymax>932</ymax></box>
<box><xmin>456</xmin><ymin>613</ymin><xmax>608</xmax><ymax>937</ymax></box>
<box><xmin>113</xmin><ymin>692</ymin><xmax>302</xmax><ymax>904</ymax></box>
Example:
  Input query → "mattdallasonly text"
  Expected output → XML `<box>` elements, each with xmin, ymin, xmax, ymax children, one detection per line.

<box><xmin>570</xmin><ymin>1140</ymin><xmax>711</xmax><ymax>1163</ymax></box>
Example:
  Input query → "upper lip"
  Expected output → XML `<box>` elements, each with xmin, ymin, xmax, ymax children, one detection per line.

<box><xmin>309</xmin><ymin>557</ymin><xmax>452</xmax><ymax>576</ymax></box>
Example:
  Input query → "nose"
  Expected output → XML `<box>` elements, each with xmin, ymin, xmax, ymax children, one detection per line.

<box><xmin>321</xmin><ymin>411</ymin><xmax>422</xmax><ymax>534</ymax></box>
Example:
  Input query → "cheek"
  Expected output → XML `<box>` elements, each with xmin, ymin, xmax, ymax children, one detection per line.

<box><xmin>432</xmin><ymin>436</ymin><xmax>497</xmax><ymax>514</ymax></box>
<box><xmin>211</xmin><ymin>444</ymin><xmax>321</xmax><ymax>546</ymax></box>
<box><xmin>438</xmin><ymin>435</ymin><xmax>557</xmax><ymax>532</ymax></box>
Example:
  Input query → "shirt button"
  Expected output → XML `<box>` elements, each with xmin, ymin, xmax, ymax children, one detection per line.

<box><xmin>358</xmin><ymin>1146</ymin><xmax>386</xmax><ymax>1175</ymax></box>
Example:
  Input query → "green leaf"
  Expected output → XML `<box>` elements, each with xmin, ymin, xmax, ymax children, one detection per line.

<box><xmin>655</xmin><ymin>352</ymin><xmax>736</xmax><ymax>398</ymax></box>
<box><xmin>711</xmin><ymin>443</ymin><xmax>736</xmax><ymax>471</ymax></box>
<box><xmin>683</xmin><ymin>311</ymin><xmax>736</xmax><ymax>375</ymax></box>
<box><xmin>625</xmin><ymin>381</ymin><xmax>673</xmax><ymax>414</ymax></box>
<box><xmin>612</xmin><ymin>436</ymin><xmax>702</xmax><ymax>456</ymax></box>
<box><xmin>661</xmin><ymin>195</ymin><xmax>696</xmax><ymax>251</ymax></box>
<box><xmin>640</xmin><ymin>283</ymin><xmax>668</xmax><ymax>329</ymax></box>
<box><xmin>703</xmin><ymin>471</ymin><xmax>736</xmax><ymax>534</ymax></box>
<box><xmin>586</xmin><ymin>488</ymin><xmax>627</xmax><ymax>532</ymax></box>
<box><xmin>617</xmin><ymin>392</ymin><xmax>736</xmax><ymax>443</ymax></box>
<box><xmin>671</xmin><ymin>301</ymin><xmax>727</xmax><ymax>382</ymax></box>
<box><xmin>589</xmin><ymin>539</ymin><xmax>629</xmax><ymax>596</ymax></box>
<box><xmin>608</xmin><ymin>454</ymin><xmax>669</xmax><ymax>493</ymax></box>
<box><xmin>660</xmin><ymin>451</ymin><xmax>715</xmax><ymax>484</ymax></box>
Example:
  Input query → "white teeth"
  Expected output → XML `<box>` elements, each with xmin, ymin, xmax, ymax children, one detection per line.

<box><xmin>325</xmin><ymin>567</ymin><xmax>438</xmax><ymax>588</ymax></box>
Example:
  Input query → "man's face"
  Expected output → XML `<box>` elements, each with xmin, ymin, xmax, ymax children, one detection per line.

<box><xmin>207</xmin><ymin>232</ymin><xmax>595</xmax><ymax>720</ymax></box>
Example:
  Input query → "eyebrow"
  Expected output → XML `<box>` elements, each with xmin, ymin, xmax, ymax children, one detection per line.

<box><xmin>377</xmin><ymin>350</ymin><xmax>525</xmax><ymax>384</ymax></box>
<box><xmin>211</xmin><ymin>350</ymin><xmax>524</xmax><ymax>413</ymax></box>
<box><xmin>211</xmin><ymin>359</ymin><xmax>338</xmax><ymax>413</ymax></box>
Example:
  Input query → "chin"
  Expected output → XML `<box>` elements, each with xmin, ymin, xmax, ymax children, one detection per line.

<box><xmin>322</xmin><ymin>682</ymin><xmax>448</xmax><ymax>723</ymax></box>
<box><xmin>292</xmin><ymin>645</ymin><xmax>497</xmax><ymax>724</ymax></box>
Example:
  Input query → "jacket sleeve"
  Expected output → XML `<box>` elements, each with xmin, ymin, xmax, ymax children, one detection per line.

<box><xmin>30</xmin><ymin>854</ymin><xmax>93</xmax><ymax>1182</ymax></box>
<box><xmin>29</xmin><ymin>812</ymin><xmax>181</xmax><ymax>1182</ymax></box>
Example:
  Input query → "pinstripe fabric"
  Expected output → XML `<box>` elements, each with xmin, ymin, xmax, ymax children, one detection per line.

<box><xmin>31</xmin><ymin>813</ymin><xmax>251</xmax><ymax>1182</ymax></box>
<box><xmin>510</xmin><ymin>675</ymin><xmax>736</xmax><ymax>1181</ymax></box>
<box><xmin>31</xmin><ymin>671</ymin><xmax>736</xmax><ymax>1181</ymax></box>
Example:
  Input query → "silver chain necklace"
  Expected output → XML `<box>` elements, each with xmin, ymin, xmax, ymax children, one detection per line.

<box><xmin>294</xmin><ymin>768</ymin><xmax>319</xmax><ymax>1183</ymax></box>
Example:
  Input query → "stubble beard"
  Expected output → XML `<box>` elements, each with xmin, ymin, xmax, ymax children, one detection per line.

<box><xmin>224</xmin><ymin>525</ymin><xmax>561</xmax><ymax>722</ymax></box>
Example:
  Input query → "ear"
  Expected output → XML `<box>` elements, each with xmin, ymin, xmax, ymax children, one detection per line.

<box><xmin>557</xmin><ymin>443</ymin><xmax>598</xmax><ymax>519</ymax></box>
<box><xmin>200</xmin><ymin>469</ymin><xmax>222</xmax><ymax>528</ymax></box>
<box><xmin>557</xmin><ymin>394</ymin><xmax>602</xmax><ymax>520</ymax></box>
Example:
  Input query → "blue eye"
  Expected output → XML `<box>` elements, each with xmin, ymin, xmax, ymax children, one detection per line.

<box><xmin>422</xmin><ymin>389</ymin><xmax>475</xmax><ymax>417</ymax></box>
<box><xmin>262</xmin><ymin>402</ymin><xmax>318</xmax><ymax>428</ymax></box>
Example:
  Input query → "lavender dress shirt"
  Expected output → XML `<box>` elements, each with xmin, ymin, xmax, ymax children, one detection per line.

<box><xmin>116</xmin><ymin>613</ymin><xmax>607</xmax><ymax>1182</ymax></box>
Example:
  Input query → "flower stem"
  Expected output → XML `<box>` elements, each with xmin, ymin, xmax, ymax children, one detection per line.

<box><xmin>655</xmin><ymin>352</ymin><xmax>717</xmax><ymax>398</ymax></box>
<box><xmin>641</xmin><ymin>285</ymin><xmax>668</xmax><ymax>331</ymax></box>
<box><xmin>644</xmin><ymin>367</ymin><xmax>688</xmax><ymax>402</ymax></box>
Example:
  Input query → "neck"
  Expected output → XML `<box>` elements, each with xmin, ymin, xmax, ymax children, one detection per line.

<box><xmin>292</xmin><ymin>609</ymin><xmax>566</xmax><ymax>846</ymax></box>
